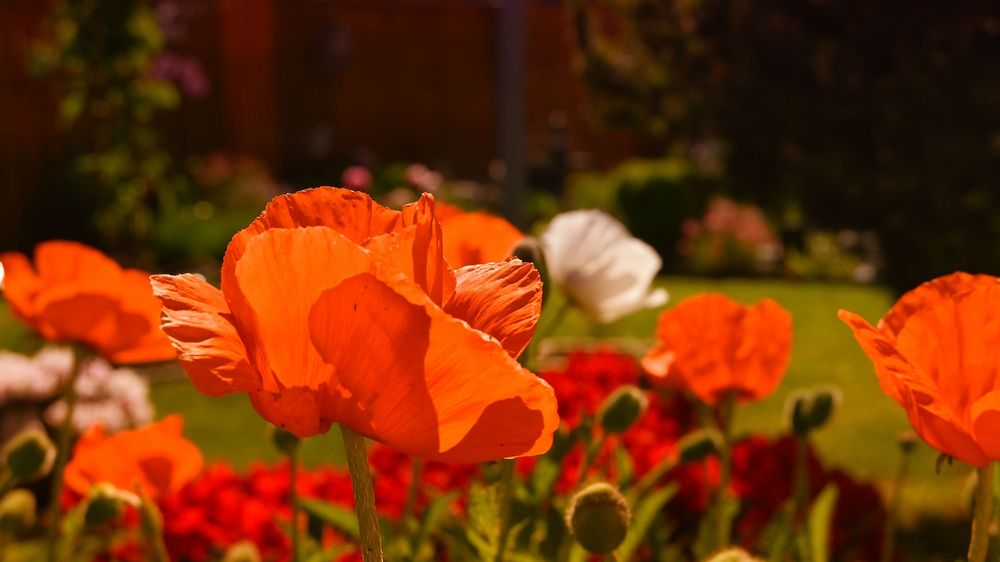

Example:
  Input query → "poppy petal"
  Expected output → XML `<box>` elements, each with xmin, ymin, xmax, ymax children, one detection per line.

<box><xmin>220</xmin><ymin>187</ymin><xmax>402</xmax><ymax>335</ymax></box>
<box><xmin>233</xmin><ymin>226</ymin><xmax>372</xmax><ymax>392</ymax></box>
<box><xmin>972</xmin><ymin>390</ymin><xmax>1000</xmax><ymax>459</ymax></box>
<box><xmin>445</xmin><ymin>259</ymin><xmax>542</xmax><ymax>359</ymax></box>
<box><xmin>249</xmin><ymin>386</ymin><xmax>329</xmax><ymax>437</ymax></box>
<box><xmin>440</xmin><ymin>211</ymin><xmax>523</xmax><ymax>268</ymax></box>
<box><xmin>838</xmin><ymin>310</ymin><xmax>918</xmax><ymax>403</ymax></box>
<box><xmin>151</xmin><ymin>273</ymin><xmax>258</xmax><ymax>396</ymax></box>
<box><xmin>365</xmin><ymin>194</ymin><xmax>456</xmax><ymax>306</ymax></box>
<box><xmin>309</xmin><ymin>273</ymin><xmax>558</xmax><ymax>463</ymax></box>
<box><xmin>880</xmin><ymin>272</ymin><xmax>997</xmax><ymax>339</ymax></box>
<box><xmin>0</xmin><ymin>251</ymin><xmax>42</xmax><ymax>320</ymax></box>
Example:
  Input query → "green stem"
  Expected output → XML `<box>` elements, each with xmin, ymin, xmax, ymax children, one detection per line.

<box><xmin>522</xmin><ymin>298</ymin><xmax>572</xmax><ymax>371</ymax></box>
<box><xmin>46</xmin><ymin>347</ymin><xmax>86</xmax><ymax>562</ymax></box>
<box><xmin>289</xmin><ymin>448</ymin><xmax>300</xmax><ymax>562</ymax></box>
<box><xmin>340</xmin><ymin>425</ymin><xmax>383</xmax><ymax>562</ymax></box>
<box><xmin>968</xmin><ymin>463</ymin><xmax>994</xmax><ymax>562</ymax></box>
<box><xmin>403</xmin><ymin>457</ymin><xmax>424</xmax><ymax>523</ymax></box>
<box><xmin>576</xmin><ymin>432</ymin><xmax>607</xmax><ymax>489</ymax></box>
<box><xmin>494</xmin><ymin>459</ymin><xmax>517</xmax><ymax>562</ymax></box>
<box><xmin>712</xmin><ymin>393</ymin><xmax>736</xmax><ymax>549</ymax></box>
<box><xmin>629</xmin><ymin>455</ymin><xmax>678</xmax><ymax>503</ymax></box>
<box><xmin>792</xmin><ymin>436</ymin><xmax>809</xmax><ymax>524</ymax></box>
<box><xmin>880</xmin><ymin>441</ymin><xmax>913</xmax><ymax>562</ymax></box>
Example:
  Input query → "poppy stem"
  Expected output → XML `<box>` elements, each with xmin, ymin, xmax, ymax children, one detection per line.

<box><xmin>46</xmin><ymin>346</ymin><xmax>87</xmax><ymax>562</ymax></box>
<box><xmin>494</xmin><ymin>458</ymin><xmax>517</xmax><ymax>562</ymax></box>
<box><xmin>968</xmin><ymin>463</ymin><xmax>994</xmax><ymax>562</ymax></box>
<box><xmin>340</xmin><ymin>425</ymin><xmax>384</xmax><ymax>562</ymax></box>
<box><xmin>289</xmin><ymin>447</ymin><xmax>300</xmax><ymax>562</ymax></box>
<box><xmin>402</xmin><ymin>457</ymin><xmax>424</xmax><ymax>524</ymax></box>
<box><xmin>713</xmin><ymin>393</ymin><xmax>736</xmax><ymax>550</ymax></box>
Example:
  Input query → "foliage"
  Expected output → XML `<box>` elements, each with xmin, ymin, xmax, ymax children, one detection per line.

<box><xmin>30</xmin><ymin>0</ymin><xmax>187</xmax><ymax>257</ymax></box>
<box><xmin>573</xmin><ymin>0</ymin><xmax>1000</xmax><ymax>292</ymax></box>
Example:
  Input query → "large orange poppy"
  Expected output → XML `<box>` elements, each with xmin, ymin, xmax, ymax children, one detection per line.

<box><xmin>0</xmin><ymin>241</ymin><xmax>175</xmax><ymax>364</ymax></box>
<box><xmin>435</xmin><ymin>202</ymin><xmax>523</xmax><ymax>268</ymax></box>
<box><xmin>840</xmin><ymin>272</ymin><xmax>1000</xmax><ymax>467</ymax></box>
<box><xmin>63</xmin><ymin>415</ymin><xmax>203</xmax><ymax>500</ymax></box>
<box><xmin>641</xmin><ymin>293</ymin><xmax>792</xmax><ymax>405</ymax></box>
<box><xmin>151</xmin><ymin>187</ymin><xmax>557</xmax><ymax>463</ymax></box>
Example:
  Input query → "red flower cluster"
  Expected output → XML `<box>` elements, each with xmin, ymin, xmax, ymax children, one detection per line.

<box><xmin>159</xmin><ymin>462</ymin><xmax>354</xmax><ymax>561</ymax></box>
<box><xmin>368</xmin><ymin>444</ymin><xmax>480</xmax><ymax>520</ymax></box>
<box><xmin>671</xmin><ymin>436</ymin><xmax>886</xmax><ymax>560</ymax></box>
<box><xmin>522</xmin><ymin>349</ymin><xmax>696</xmax><ymax>490</ymax></box>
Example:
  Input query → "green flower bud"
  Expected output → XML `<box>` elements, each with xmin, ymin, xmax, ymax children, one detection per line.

<box><xmin>899</xmin><ymin>430</ymin><xmax>917</xmax><ymax>454</ymax></box>
<box><xmin>565</xmin><ymin>482</ymin><xmax>631</xmax><ymax>554</ymax></box>
<box><xmin>678</xmin><ymin>428</ymin><xmax>722</xmax><ymax>463</ymax></box>
<box><xmin>784</xmin><ymin>386</ymin><xmax>842</xmax><ymax>436</ymax></box>
<box><xmin>84</xmin><ymin>483</ymin><xmax>140</xmax><ymax>526</ymax></box>
<box><xmin>599</xmin><ymin>385</ymin><xmax>648</xmax><ymax>434</ymax></box>
<box><xmin>222</xmin><ymin>540</ymin><xmax>262</xmax><ymax>562</ymax></box>
<box><xmin>268</xmin><ymin>426</ymin><xmax>301</xmax><ymax>455</ymax></box>
<box><xmin>703</xmin><ymin>547</ymin><xmax>762</xmax><ymax>562</ymax></box>
<box><xmin>0</xmin><ymin>489</ymin><xmax>36</xmax><ymax>535</ymax></box>
<box><xmin>2</xmin><ymin>427</ymin><xmax>56</xmax><ymax>483</ymax></box>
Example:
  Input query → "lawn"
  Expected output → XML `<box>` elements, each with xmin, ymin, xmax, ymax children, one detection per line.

<box><xmin>0</xmin><ymin>276</ymin><xmax>970</xmax><ymax>520</ymax></box>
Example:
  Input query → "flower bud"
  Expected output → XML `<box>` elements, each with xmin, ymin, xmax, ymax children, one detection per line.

<box><xmin>784</xmin><ymin>386</ymin><xmax>842</xmax><ymax>436</ymax></box>
<box><xmin>898</xmin><ymin>430</ymin><xmax>917</xmax><ymax>454</ymax></box>
<box><xmin>223</xmin><ymin>540</ymin><xmax>262</xmax><ymax>562</ymax></box>
<box><xmin>565</xmin><ymin>482</ymin><xmax>631</xmax><ymax>554</ymax></box>
<box><xmin>84</xmin><ymin>483</ymin><xmax>140</xmax><ymax>526</ymax></box>
<box><xmin>599</xmin><ymin>385</ymin><xmax>648</xmax><ymax>434</ymax></box>
<box><xmin>703</xmin><ymin>547</ymin><xmax>761</xmax><ymax>562</ymax></box>
<box><xmin>0</xmin><ymin>489</ymin><xmax>36</xmax><ymax>535</ymax></box>
<box><xmin>2</xmin><ymin>427</ymin><xmax>56</xmax><ymax>483</ymax></box>
<box><xmin>268</xmin><ymin>426</ymin><xmax>301</xmax><ymax>455</ymax></box>
<box><xmin>678</xmin><ymin>428</ymin><xmax>722</xmax><ymax>463</ymax></box>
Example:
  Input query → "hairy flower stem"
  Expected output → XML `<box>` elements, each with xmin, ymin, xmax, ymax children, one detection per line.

<box><xmin>968</xmin><ymin>463</ymin><xmax>994</xmax><ymax>562</ymax></box>
<box><xmin>576</xmin><ymin>432</ymin><xmax>608</xmax><ymax>489</ymax></box>
<box><xmin>340</xmin><ymin>425</ymin><xmax>384</xmax><ymax>562</ymax></box>
<box><xmin>494</xmin><ymin>459</ymin><xmax>517</xmax><ymax>562</ymax></box>
<box><xmin>46</xmin><ymin>347</ymin><xmax>86</xmax><ymax>562</ymax></box>
<box><xmin>403</xmin><ymin>457</ymin><xmax>424</xmax><ymax>524</ymax></box>
<box><xmin>289</xmin><ymin>447</ymin><xmax>300</xmax><ymax>562</ymax></box>
<box><xmin>880</xmin><ymin>439</ymin><xmax>914</xmax><ymax>562</ymax></box>
<box><xmin>712</xmin><ymin>393</ymin><xmax>736</xmax><ymax>550</ymax></box>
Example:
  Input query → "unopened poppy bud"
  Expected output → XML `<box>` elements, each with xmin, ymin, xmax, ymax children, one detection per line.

<box><xmin>0</xmin><ymin>489</ymin><xmax>36</xmax><ymax>535</ymax></box>
<box><xmin>565</xmin><ymin>482</ymin><xmax>631</xmax><ymax>554</ymax></box>
<box><xmin>513</xmin><ymin>237</ymin><xmax>544</xmax><ymax>268</ymax></box>
<box><xmin>898</xmin><ymin>430</ymin><xmax>917</xmax><ymax>454</ymax></box>
<box><xmin>599</xmin><ymin>385</ymin><xmax>648</xmax><ymax>434</ymax></box>
<box><xmin>222</xmin><ymin>540</ymin><xmax>262</xmax><ymax>562</ymax></box>
<box><xmin>84</xmin><ymin>483</ymin><xmax>140</xmax><ymax>526</ymax></box>
<box><xmin>268</xmin><ymin>426</ymin><xmax>300</xmax><ymax>455</ymax></box>
<box><xmin>785</xmin><ymin>386</ymin><xmax>842</xmax><ymax>436</ymax></box>
<box><xmin>703</xmin><ymin>547</ymin><xmax>761</xmax><ymax>562</ymax></box>
<box><xmin>678</xmin><ymin>428</ymin><xmax>722</xmax><ymax>463</ymax></box>
<box><xmin>2</xmin><ymin>427</ymin><xmax>56</xmax><ymax>482</ymax></box>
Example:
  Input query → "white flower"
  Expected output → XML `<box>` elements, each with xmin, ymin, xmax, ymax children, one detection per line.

<box><xmin>541</xmin><ymin>209</ymin><xmax>668</xmax><ymax>323</ymax></box>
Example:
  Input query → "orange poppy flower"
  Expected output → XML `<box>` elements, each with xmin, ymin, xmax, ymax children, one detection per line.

<box><xmin>840</xmin><ymin>272</ymin><xmax>1000</xmax><ymax>467</ymax></box>
<box><xmin>0</xmin><ymin>241</ymin><xmax>175</xmax><ymax>364</ymax></box>
<box><xmin>641</xmin><ymin>293</ymin><xmax>792</xmax><ymax>405</ymax></box>
<box><xmin>151</xmin><ymin>187</ymin><xmax>557</xmax><ymax>463</ymax></box>
<box><xmin>63</xmin><ymin>415</ymin><xmax>203</xmax><ymax>500</ymax></box>
<box><xmin>435</xmin><ymin>202</ymin><xmax>523</xmax><ymax>268</ymax></box>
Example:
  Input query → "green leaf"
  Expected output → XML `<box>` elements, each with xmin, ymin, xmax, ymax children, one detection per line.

<box><xmin>693</xmin><ymin>495</ymin><xmax>740</xmax><ymax>560</ymax></box>
<box><xmin>411</xmin><ymin>493</ymin><xmax>457</xmax><ymax>556</ymax></box>
<box><xmin>618</xmin><ymin>483</ymin><xmax>677</xmax><ymax>561</ymax></box>
<box><xmin>297</xmin><ymin>497</ymin><xmax>360</xmax><ymax>540</ymax></box>
<box><xmin>807</xmin><ymin>484</ymin><xmax>839</xmax><ymax>562</ymax></box>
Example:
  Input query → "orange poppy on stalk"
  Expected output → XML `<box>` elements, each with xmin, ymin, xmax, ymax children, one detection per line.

<box><xmin>435</xmin><ymin>202</ymin><xmax>523</xmax><ymax>268</ymax></box>
<box><xmin>0</xmin><ymin>241</ymin><xmax>175</xmax><ymax>364</ymax></box>
<box><xmin>64</xmin><ymin>415</ymin><xmax>203</xmax><ymax>500</ymax></box>
<box><xmin>840</xmin><ymin>272</ymin><xmax>1000</xmax><ymax>467</ymax></box>
<box><xmin>641</xmin><ymin>293</ymin><xmax>792</xmax><ymax>405</ymax></box>
<box><xmin>151</xmin><ymin>187</ymin><xmax>558</xmax><ymax>463</ymax></box>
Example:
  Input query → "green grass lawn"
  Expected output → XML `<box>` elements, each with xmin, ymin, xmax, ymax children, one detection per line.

<box><xmin>0</xmin><ymin>277</ymin><xmax>971</xmax><ymax>520</ymax></box>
